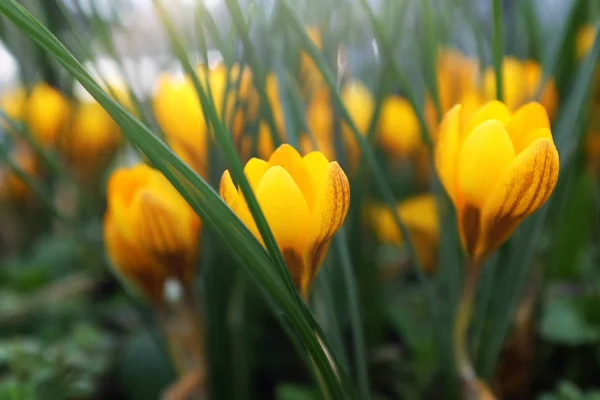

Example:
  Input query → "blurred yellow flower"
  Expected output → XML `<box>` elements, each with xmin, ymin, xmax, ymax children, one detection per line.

<box><xmin>586</xmin><ymin>130</ymin><xmax>600</xmax><ymax>178</ymax></box>
<box><xmin>104</xmin><ymin>164</ymin><xmax>201</xmax><ymax>304</ymax></box>
<box><xmin>198</xmin><ymin>63</ymin><xmax>256</xmax><ymax>141</ymax></box>
<box><xmin>240</xmin><ymin>121</ymin><xmax>282</xmax><ymax>161</ymax></box>
<box><xmin>300</xmin><ymin>87</ymin><xmax>335</xmax><ymax>160</ymax></box>
<box><xmin>2</xmin><ymin>143</ymin><xmax>39</xmax><ymax>203</ymax></box>
<box><xmin>341</xmin><ymin>81</ymin><xmax>374</xmax><ymax>168</ymax></box>
<box><xmin>0</xmin><ymin>87</ymin><xmax>26</xmax><ymax>125</ymax></box>
<box><xmin>220</xmin><ymin>144</ymin><xmax>350</xmax><ymax>298</ymax></box>
<box><xmin>435</xmin><ymin>101</ymin><xmax>559</xmax><ymax>263</ymax></box>
<box><xmin>25</xmin><ymin>83</ymin><xmax>71</xmax><ymax>148</ymax></box>
<box><xmin>152</xmin><ymin>73</ymin><xmax>207</xmax><ymax>177</ymax></box>
<box><xmin>266</xmin><ymin>73</ymin><xmax>286</xmax><ymax>133</ymax></box>
<box><xmin>483</xmin><ymin>58</ymin><xmax>558</xmax><ymax>119</ymax></box>
<box><xmin>299</xmin><ymin>26</ymin><xmax>324</xmax><ymax>92</ymax></box>
<box><xmin>436</xmin><ymin>49</ymin><xmax>480</xmax><ymax>112</ymax></box>
<box><xmin>425</xmin><ymin>48</ymin><xmax>482</xmax><ymax>137</ymax></box>
<box><xmin>59</xmin><ymin>100</ymin><xmax>122</xmax><ymax>180</ymax></box>
<box><xmin>367</xmin><ymin>194</ymin><xmax>439</xmax><ymax>274</ymax></box>
<box><xmin>576</xmin><ymin>24</ymin><xmax>597</xmax><ymax>60</ymax></box>
<box><xmin>377</xmin><ymin>96</ymin><xmax>421</xmax><ymax>159</ymax></box>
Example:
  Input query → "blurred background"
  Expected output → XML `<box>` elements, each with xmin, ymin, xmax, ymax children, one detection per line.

<box><xmin>0</xmin><ymin>0</ymin><xmax>598</xmax><ymax>399</ymax></box>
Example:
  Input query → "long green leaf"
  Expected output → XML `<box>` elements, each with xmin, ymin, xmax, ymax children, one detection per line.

<box><xmin>0</xmin><ymin>2</ymin><xmax>349</xmax><ymax>398</ymax></box>
<box><xmin>492</xmin><ymin>0</ymin><xmax>504</xmax><ymax>101</ymax></box>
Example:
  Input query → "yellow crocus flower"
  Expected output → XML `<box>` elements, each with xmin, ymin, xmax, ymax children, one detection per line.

<box><xmin>425</xmin><ymin>49</ymin><xmax>483</xmax><ymax>136</ymax></box>
<box><xmin>59</xmin><ymin>100</ymin><xmax>122</xmax><ymax>181</ymax></box>
<box><xmin>299</xmin><ymin>26</ymin><xmax>324</xmax><ymax>92</ymax></box>
<box><xmin>198</xmin><ymin>63</ymin><xmax>254</xmax><ymax>141</ymax></box>
<box><xmin>265</xmin><ymin>73</ymin><xmax>286</xmax><ymax>132</ymax></box>
<box><xmin>0</xmin><ymin>87</ymin><xmax>26</xmax><ymax>125</ymax></box>
<box><xmin>586</xmin><ymin>129</ymin><xmax>600</xmax><ymax>178</ymax></box>
<box><xmin>153</xmin><ymin>73</ymin><xmax>208</xmax><ymax>178</ymax></box>
<box><xmin>3</xmin><ymin>143</ymin><xmax>39</xmax><ymax>202</ymax></box>
<box><xmin>435</xmin><ymin>101</ymin><xmax>559</xmax><ymax>263</ymax></box>
<box><xmin>341</xmin><ymin>80</ymin><xmax>375</xmax><ymax>169</ymax></box>
<box><xmin>367</xmin><ymin>194</ymin><xmax>439</xmax><ymax>274</ymax></box>
<box><xmin>240</xmin><ymin>121</ymin><xmax>282</xmax><ymax>161</ymax></box>
<box><xmin>103</xmin><ymin>164</ymin><xmax>201</xmax><ymax>305</ymax></box>
<box><xmin>577</xmin><ymin>24</ymin><xmax>597</xmax><ymax>60</ymax></box>
<box><xmin>377</xmin><ymin>96</ymin><xmax>421</xmax><ymax>159</ymax></box>
<box><xmin>25</xmin><ymin>82</ymin><xmax>71</xmax><ymax>148</ymax></box>
<box><xmin>483</xmin><ymin>58</ymin><xmax>558</xmax><ymax>119</ymax></box>
<box><xmin>436</xmin><ymin>49</ymin><xmax>480</xmax><ymax>112</ymax></box>
<box><xmin>300</xmin><ymin>87</ymin><xmax>335</xmax><ymax>161</ymax></box>
<box><xmin>219</xmin><ymin>144</ymin><xmax>350</xmax><ymax>298</ymax></box>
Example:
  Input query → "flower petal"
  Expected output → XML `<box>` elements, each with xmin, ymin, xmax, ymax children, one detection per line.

<box><xmin>219</xmin><ymin>170</ymin><xmax>258</xmax><ymax>237</ymax></box>
<box><xmin>434</xmin><ymin>104</ymin><xmax>462</xmax><ymax>204</ymax></box>
<box><xmin>506</xmin><ymin>102</ymin><xmax>552</xmax><ymax>153</ymax></box>
<box><xmin>457</xmin><ymin>120</ymin><xmax>516</xmax><ymax>208</ymax></box>
<box><xmin>268</xmin><ymin>144</ymin><xmax>315</xmax><ymax>207</ymax></box>
<box><xmin>244</xmin><ymin>158</ymin><xmax>268</xmax><ymax>190</ymax></box>
<box><xmin>301</xmin><ymin>151</ymin><xmax>330</xmax><ymax>208</ymax></box>
<box><xmin>479</xmin><ymin>138</ymin><xmax>559</xmax><ymax>258</ymax></box>
<box><xmin>103</xmin><ymin>211</ymin><xmax>165</xmax><ymax>304</ymax></box>
<box><xmin>308</xmin><ymin>162</ymin><xmax>350</xmax><ymax>270</ymax></box>
<box><xmin>464</xmin><ymin>100</ymin><xmax>512</xmax><ymax>136</ymax></box>
<box><xmin>255</xmin><ymin>165</ymin><xmax>311</xmax><ymax>254</ymax></box>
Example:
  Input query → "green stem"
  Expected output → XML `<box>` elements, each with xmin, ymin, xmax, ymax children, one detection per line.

<box><xmin>158</xmin><ymin>281</ymin><xmax>207</xmax><ymax>400</ymax></box>
<box><xmin>454</xmin><ymin>259</ymin><xmax>480</xmax><ymax>398</ymax></box>
<box><xmin>492</xmin><ymin>0</ymin><xmax>504</xmax><ymax>101</ymax></box>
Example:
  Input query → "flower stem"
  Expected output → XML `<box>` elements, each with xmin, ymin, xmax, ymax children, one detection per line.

<box><xmin>454</xmin><ymin>258</ymin><xmax>480</xmax><ymax>399</ymax></box>
<box><xmin>158</xmin><ymin>279</ymin><xmax>207</xmax><ymax>400</ymax></box>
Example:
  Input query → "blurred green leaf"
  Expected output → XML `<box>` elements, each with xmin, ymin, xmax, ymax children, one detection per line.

<box><xmin>540</xmin><ymin>296</ymin><xmax>600</xmax><ymax>345</ymax></box>
<box><xmin>276</xmin><ymin>383</ymin><xmax>318</xmax><ymax>400</ymax></box>
<box><xmin>119</xmin><ymin>331</ymin><xmax>174</xmax><ymax>400</ymax></box>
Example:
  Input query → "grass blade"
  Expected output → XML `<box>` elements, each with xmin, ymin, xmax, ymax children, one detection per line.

<box><xmin>0</xmin><ymin>2</ymin><xmax>350</xmax><ymax>397</ymax></box>
<box><xmin>492</xmin><ymin>0</ymin><xmax>504</xmax><ymax>101</ymax></box>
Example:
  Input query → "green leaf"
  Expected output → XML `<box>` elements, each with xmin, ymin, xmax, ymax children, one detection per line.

<box><xmin>0</xmin><ymin>1</ymin><xmax>349</xmax><ymax>398</ymax></box>
<box><xmin>540</xmin><ymin>297</ymin><xmax>600</xmax><ymax>345</ymax></box>
<box><xmin>276</xmin><ymin>383</ymin><xmax>319</xmax><ymax>400</ymax></box>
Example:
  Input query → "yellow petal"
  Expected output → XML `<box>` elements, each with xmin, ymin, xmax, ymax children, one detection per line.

<box><xmin>301</xmin><ymin>151</ymin><xmax>330</xmax><ymax>207</ymax></box>
<box><xmin>457</xmin><ymin>120</ymin><xmax>516</xmax><ymax>208</ymax></box>
<box><xmin>367</xmin><ymin>204</ymin><xmax>401</xmax><ymax>245</ymax></box>
<box><xmin>308</xmin><ymin>162</ymin><xmax>350</xmax><ymax>270</ymax></box>
<box><xmin>506</xmin><ymin>102</ymin><xmax>551</xmax><ymax>153</ymax></box>
<box><xmin>244</xmin><ymin>158</ymin><xmax>268</xmax><ymax>190</ymax></box>
<box><xmin>255</xmin><ymin>165</ymin><xmax>311</xmax><ymax>254</ymax></box>
<box><xmin>397</xmin><ymin>195</ymin><xmax>439</xmax><ymax>241</ymax></box>
<box><xmin>377</xmin><ymin>96</ymin><xmax>421</xmax><ymax>158</ymax></box>
<box><xmin>434</xmin><ymin>104</ymin><xmax>462</xmax><ymax>204</ymax></box>
<box><xmin>103</xmin><ymin>211</ymin><xmax>166</xmax><ymax>304</ymax></box>
<box><xmin>464</xmin><ymin>100</ymin><xmax>512</xmax><ymax>137</ymax></box>
<box><xmin>219</xmin><ymin>170</ymin><xmax>258</xmax><ymax>237</ymax></box>
<box><xmin>479</xmin><ymin>138</ymin><xmax>559</xmax><ymax>259</ymax></box>
<box><xmin>133</xmin><ymin>189</ymin><xmax>197</xmax><ymax>265</ymax></box>
<box><xmin>268</xmin><ymin>144</ymin><xmax>315</xmax><ymax>207</ymax></box>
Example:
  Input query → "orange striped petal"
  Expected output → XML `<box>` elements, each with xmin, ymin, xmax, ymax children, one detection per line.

<box><xmin>479</xmin><ymin>138</ymin><xmax>559</xmax><ymax>259</ymax></box>
<box><xmin>308</xmin><ymin>162</ymin><xmax>350</xmax><ymax>274</ymax></box>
